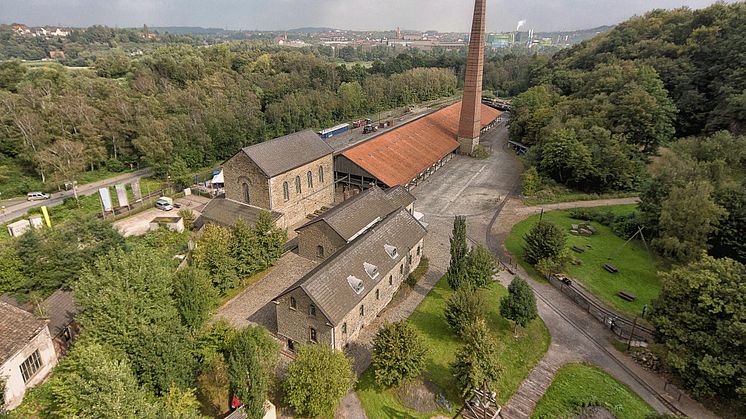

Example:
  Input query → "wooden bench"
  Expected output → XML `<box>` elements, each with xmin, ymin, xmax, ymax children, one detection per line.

<box><xmin>571</xmin><ymin>245</ymin><xmax>586</xmax><ymax>253</ymax></box>
<box><xmin>603</xmin><ymin>263</ymin><xmax>619</xmax><ymax>273</ymax></box>
<box><xmin>618</xmin><ymin>291</ymin><xmax>636</xmax><ymax>302</ymax></box>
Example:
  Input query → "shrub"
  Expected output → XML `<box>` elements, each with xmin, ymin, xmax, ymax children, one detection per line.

<box><xmin>444</xmin><ymin>288</ymin><xmax>487</xmax><ymax>336</ymax></box>
<box><xmin>105</xmin><ymin>158</ymin><xmax>126</xmax><ymax>172</ymax></box>
<box><xmin>371</xmin><ymin>321</ymin><xmax>428</xmax><ymax>388</ymax></box>
<box><xmin>471</xmin><ymin>144</ymin><xmax>490</xmax><ymax>159</ymax></box>
<box><xmin>465</xmin><ymin>244</ymin><xmax>497</xmax><ymax>289</ymax></box>
<box><xmin>522</xmin><ymin>166</ymin><xmax>541</xmax><ymax>196</ymax></box>
<box><xmin>535</xmin><ymin>251</ymin><xmax>572</xmax><ymax>277</ymax></box>
<box><xmin>177</xmin><ymin>209</ymin><xmax>195</xmax><ymax>230</ymax></box>
<box><xmin>523</xmin><ymin>221</ymin><xmax>566</xmax><ymax>265</ymax></box>
<box><xmin>406</xmin><ymin>257</ymin><xmax>429</xmax><ymax>288</ymax></box>
<box><xmin>283</xmin><ymin>344</ymin><xmax>355</xmax><ymax>418</ymax></box>
<box><xmin>227</xmin><ymin>327</ymin><xmax>279</xmax><ymax>418</ymax></box>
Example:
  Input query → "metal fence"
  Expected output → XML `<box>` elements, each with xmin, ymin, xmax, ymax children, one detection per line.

<box><xmin>548</xmin><ymin>274</ymin><xmax>654</xmax><ymax>343</ymax></box>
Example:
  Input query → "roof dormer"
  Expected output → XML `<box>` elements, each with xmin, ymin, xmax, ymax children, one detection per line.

<box><xmin>363</xmin><ymin>262</ymin><xmax>379</xmax><ymax>279</ymax></box>
<box><xmin>347</xmin><ymin>275</ymin><xmax>365</xmax><ymax>295</ymax></box>
<box><xmin>384</xmin><ymin>244</ymin><xmax>398</xmax><ymax>259</ymax></box>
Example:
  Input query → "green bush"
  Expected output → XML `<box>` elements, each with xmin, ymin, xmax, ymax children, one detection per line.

<box><xmin>523</xmin><ymin>221</ymin><xmax>567</xmax><ymax>265</ymax></box>
<box><xmin>105</xmin><ymin>158</ymin><xmax>126</xmax><ymax>172</ymax></box>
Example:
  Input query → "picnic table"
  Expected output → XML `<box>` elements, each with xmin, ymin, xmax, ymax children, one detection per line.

<box><xmin>618</xmin><ymin>291</ymin><xmax>636</xmax><ymax>301</ymax></box>
<box><xmin>603</xmin><ymin>263</ymin><xmax>619</xmax><ymax>273</ymax></box>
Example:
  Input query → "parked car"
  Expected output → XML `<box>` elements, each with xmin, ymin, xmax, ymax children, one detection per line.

<box><xmin>155</xmin><ymin>197</ymin><xmax>173</xmax><ymax>211</ymax></box>
<box><xmin>27</xmin><ymin>192</ymin><xmax>50</xmax><ymax>201</ymax></box>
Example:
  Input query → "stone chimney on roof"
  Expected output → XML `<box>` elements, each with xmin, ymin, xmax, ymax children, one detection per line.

<box><xmin>457</xmin><ymin>0</ymin><xmax>487</xmax><ymax>155</ymax></box>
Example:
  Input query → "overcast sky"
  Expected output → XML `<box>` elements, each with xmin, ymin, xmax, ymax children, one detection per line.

<box><xmin>0</xmin><ymin>0</ymin><xmax>737</xmax><ymax>32</ymax></box>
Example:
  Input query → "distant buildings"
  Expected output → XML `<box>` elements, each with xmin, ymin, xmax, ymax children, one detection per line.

<box><xmin>11</xmin><ymin>24</ymin><xmax>68</xmax><ymax>38</ymax></box>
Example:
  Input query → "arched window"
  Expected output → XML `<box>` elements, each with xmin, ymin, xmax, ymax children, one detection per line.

<box><xmin>283</xmin><ymin>182</ymin><xmax>289</xmax><ymax>201</ymax></box>
<box><xmin>316</xmin><ymin>245</ymin><xmax>325</xmax><ymax>258</ymax></box>
<box><xmin>290</xmin><ymin>296</ymin><xmax>296</xmax><ymax>309</ymax></box>
<box><xmin>319</xmin><ymin>166</ymin><xmax>325</xmax><ymax>183</ymax></box>
<box><xmin>295</xmin><ymin>176</ymin><xmax>301</xmax><ymax>194</ymax></box>
<box><xmin>242</xmin><ymin>182</ymin><xmax>250</xmax><ymax>204</ymax></box>
<box><xmin>307</xmin><ymin>171</ymin><xmax>313</xmax><ymax>188</ymax></box>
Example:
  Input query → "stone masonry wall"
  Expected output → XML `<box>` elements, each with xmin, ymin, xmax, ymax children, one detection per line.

<box><xmin>296</xmin><ymin>222</ymin><xmax>347</xmax><ymax>261</ymax></box>
<box><xmin>223</xmin><ymin>152</ymin><xmax>271</xmax><ymax>209</ymax></box>
<box><xmin>332</xmin><ymin>237</ymin><xmax>425</xmax><ymax>350</ymax></box>
<box><xmin>275</xmin><ymin>288</ymin><xmax>333</xmax><ymax>349</ymax></box>
<box><xmin>268</xmin><ymin>155</ymin><xmax>334</xmax><ymax>227</ymax></box>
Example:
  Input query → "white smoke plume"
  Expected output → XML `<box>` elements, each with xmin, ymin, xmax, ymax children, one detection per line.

<box><xmin>516</xmin><ymin>20</ymin><xmax>526</xmax><ymax>31</ymax></box>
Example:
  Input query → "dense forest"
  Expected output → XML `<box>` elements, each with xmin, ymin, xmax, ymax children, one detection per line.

<box><xmin>507</xmin><ymin>3</ymin><xmax>746</xmax><ymax>409</ymax></box>
<box><xmin>0</xmin><ymin>31</ymin><xmax>545</xmax><ymax>198</ymax></box>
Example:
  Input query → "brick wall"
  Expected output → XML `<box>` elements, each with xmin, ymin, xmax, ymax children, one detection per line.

<box><xmin>268</xmin><ymin>155</ymin><xmax>334</xmax><ymax>227</ymax></box>
<box><xmin>223</xmin><ymin>152</ymin><xmax>271</xmax><ymax>209</ymax></box>
<box><xmin>296</xmin><ymin>222</ymin><xmax>347</xmax><ymax>261</ymax></box>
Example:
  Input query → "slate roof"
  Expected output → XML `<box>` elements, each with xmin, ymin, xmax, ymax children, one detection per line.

<box><xmin>279</xmin><ymin>208</ymin><xmax>427</xmax><ymax>325</ymax></box>
<box><xmin>195</xmin><ymin>198</ymin><xmax>281</xmax><ymax>229</ymax></box>
<box><xmin>296</xmin><ymin>185</ymin><xmax>415</xmax><ymax>241</ymax></box>
<box><xmin>341</xmin><ymin>101</ymin><xmax>502</xmax><ymax>187</ymax></box>
<box><xmin>241</xmin><ymin>130</ymin><xmax>333</xmax><ymax>177</ymax></box>
<box><xmin>0</xmin><ymin>300</ymin><xmax>47</xmax><ymax>363</ymax></box>
<box><xmin>43</xmin><ymin>289</ymin><xmax>79</xmax><ymax>338</ymax></box>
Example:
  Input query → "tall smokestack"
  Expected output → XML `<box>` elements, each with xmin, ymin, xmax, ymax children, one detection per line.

<box><xmin>457</xmin><ymin>0</ymin><xmax>487</xmax><ymax>155</ymax></box>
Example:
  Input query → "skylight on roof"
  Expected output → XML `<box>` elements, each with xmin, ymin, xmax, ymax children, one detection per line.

<box><xmin>384</xmin><ymin>244</ymin><xmax>398</xmax><ymax>259</ymax></box>
<box><xmin>363</xmin><ymin>262</ymin><xmax>379</xmax><ymax>279</ymax></box>
<box><xmin>347</xmin><ymin>275</ymin><xmax>365</xmax><ymax>295</ymax></box>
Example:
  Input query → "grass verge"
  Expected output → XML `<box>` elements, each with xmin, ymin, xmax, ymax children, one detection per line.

<box><xmin>356</xmin><ymin>276</ymin><xmax>550</xmax><ymax>418</ymax></box>
<box><xmin>504</xmin><ymin>205</ymin><xmax>660</xmax><ymax>317</ymax></box>
<box><xmin>532</xmin><ymin>363</ymin><xmax>654</xmax><ymax>419</ymax></box>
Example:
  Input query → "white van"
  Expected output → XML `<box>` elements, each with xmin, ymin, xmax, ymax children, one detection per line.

<box><xmin>27</xmin><ymin>192</ymin><xmax>50</xmax><ymax>201</ymax></box>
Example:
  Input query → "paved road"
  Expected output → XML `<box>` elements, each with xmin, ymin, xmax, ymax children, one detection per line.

<box><xmin>0</xmin><ymin>168</ymin><xmax>152</xmax><ymax>224</ymax></box>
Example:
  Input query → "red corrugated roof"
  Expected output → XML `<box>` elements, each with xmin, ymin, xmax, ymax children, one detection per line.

<box><xmin>342</xmin><ymin>102</ymin><xmax>502</xmax><ymax>187</ymax></box>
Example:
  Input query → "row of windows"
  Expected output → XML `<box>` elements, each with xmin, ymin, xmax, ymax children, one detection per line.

<box><xmin>282</xmin><ymin>166</ymin><xmax>325</xmax><ymax>201</ymax></box>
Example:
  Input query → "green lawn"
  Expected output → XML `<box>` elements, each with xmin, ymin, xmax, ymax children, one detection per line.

<box><xmin>532</xmin><ymin>363</ymin><xmax>654</xmax><ymax>419</ymax></box>
<box><xmin>504</xmin><ymin>205</ymin><xmax>660</xmax><ymax>317</ymax></box>
<box><xmin>356</xmin><ymin>276</ymin><xmax>551</xmax><ymax>418</ymax></box>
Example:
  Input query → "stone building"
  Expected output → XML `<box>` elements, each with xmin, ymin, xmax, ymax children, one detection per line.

<box><xmin>222</xmin><ymin>130</ymin><xmax>335</xmax><ymax>229</ymax></box>
<box><xmin>0</xmin><ymin>301</ymin><xmax>58</xmax><ymax>410</ymax></box>
<box><xmin>294</xmin><ymin>186</ymin><xmax>416</xmax><ymax>261</ymax></box>
<box><xmin>274</xmin><ymin>207</ymin><xmax>426</xmax><ymax>351</ymax></box>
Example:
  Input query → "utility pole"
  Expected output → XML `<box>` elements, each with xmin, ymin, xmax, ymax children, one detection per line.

<box><xmin>627</xmin><ymin>316</ymin><xmax>638</xmax><ymax>351</ymax></box>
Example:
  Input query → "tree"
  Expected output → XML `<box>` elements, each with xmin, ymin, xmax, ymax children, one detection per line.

<box><xmin>196</xmin><ymin>353</ymin><xmax>229</xmax><ymax>417</ymax></box>
<box><xmin>500</xmin><ymin>277</ymin><xmax>538</xmax><ymax>334</ymax></box>
<box><xmin>50</xmin><ymin>341</ymin><xmax>160</xmax><ymax>418</ymax></box>
<box><xmin>465</xmin><ymin>244</ymin><xmax>497</xmax><ymax>289</ymax></box>
<box><xmin>445</xmin><ymin>288</ymin><xmax>487</xmax><ymax>336</ymax></box>
<box><xmin>227</xmin><ymin>327</ymin><xmax>279</xmax><ymax>418</ymax></box>
<box><xmin>0</xmin><ymin>245</ymin><xmax>25</xmax><ymax>294</ymax></box>
<box><xmin>75</xmin><ymin>248</ymin><xmax>195</xmax><ymax>393</ymax></box>
<box><xmin>37</xmin><ymin>139</ymin><xmax>86</xmax><ymax>204</ymax></box>
<box><xmin>252</xmin><ymin>211</ymin><xmax>287</xmax><ymax>270</ymax></box>
<box><xmin>451</xmin><ymin>319</ymin><xmax>502</xmax><ymax>396</ymax></box>
<box><xmin>229</xmin><ymin>219</ymin><xmax>259</xmax><ymax>278</ymax></box>
<box><xmin>653</xmin><ymin>181</ymin><xmax>726</xmax><ymax>263</ymax></box>
<box><xmin>193</xmin><ymin>224</ymin><xmax>239</xmax><ymax>293</ymax></box>
<box><xmin>447</xmin><ymin>216</ymin><xmax>469</xmax><ymax>290</ymax></box>
<box><xmin>283</xmin><ymin>344</ymin><xmax>355</xmax><ymax>418</ymax></box>
<box><xmin>651</xmin><ymin>255</ymin><xmax>746</xmax><ymax>402</ymax></box>
<box><xmin>523</xmin><ymin>221</ymin><xmax>566</xmax><ymax>265</ymax></box>
<box><xmin>173</xmin><ymin>266</ymin><xmax>218</xmax><ymax>333</ymax></box>
<box><xmin>710</xmin><ymin>184</ymin><xmax>746</xmax><ymax>264</ymax></box>
<box><xmin>539</xmin><ymin>129</ymin><xmax>595</xmax><ymax>186</ymax></box>
<box><xmin>371</xmin><ymin>321</ymin><xmax>428</xmax><ymax>388</ymax></box>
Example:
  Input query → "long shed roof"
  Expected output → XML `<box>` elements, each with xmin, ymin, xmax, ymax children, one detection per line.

<box><xmin>341</xmin><ymin>102</ymin><xmax>502</xmax><ymax>187</ymax></box>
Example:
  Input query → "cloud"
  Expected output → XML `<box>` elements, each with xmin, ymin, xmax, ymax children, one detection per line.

<box><xmin>0</xmin><ymin>0</ymin><xmax>738</xmax><ymax>31</ymax></box>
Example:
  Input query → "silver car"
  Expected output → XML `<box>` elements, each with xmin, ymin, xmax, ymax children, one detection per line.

<box><xmin>27</xmin><ymin>192</ymin><xmax>50</xmax><ymax>201</ymax></box>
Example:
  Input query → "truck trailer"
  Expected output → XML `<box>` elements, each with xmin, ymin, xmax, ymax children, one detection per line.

<box><xmin>318</xmin><ymin>123</ymin><xmax>350</xmax><ymax>139</ymax></box>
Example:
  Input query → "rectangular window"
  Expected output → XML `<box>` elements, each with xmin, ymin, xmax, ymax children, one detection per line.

<box><xmin>290</xmin><ymin>296</ymin><xmax>297</xmax><ymax>310</ymax></box>
<box><xmin>309</xmin><ymin>304</ymin><xmax>316</xmax><ymax>316</ymax></box>
<box><xmin>417</xmin><ymin>245</ymin><xmax>421</xmax><ymax>256</ymax></box>
<box><xmin>400</xmin><ymin>264</ymin><xmax>404</xmax><ymax>275</ymax></box>
<box><xmin>375</xmin><ymin>289</ymin><xmax>380</xmax><ymax>300</ymax></box>
<box><xmin>20</xmin><ymin>350</ymin><xmax>42</xmax><ymax>383</ymax></box>
<box><xmin>359</xmin><ymin>305</ymin><xmax>365</xmax><ymax>317</ymax></box>
<box><xmin>408</xmin><ymin>255</ymin><xmax>413</xmax><ymax>264</ymax></box>
<box><xmin>309</xmin><ymin>328</ymin><xmax>318</xmax><ymax>343</ymax></box>
<box><xmin>389</xmin><ymin>275</ymin><xmax>393</xmax><ymax>286</ymax></box>
<box><xmin>342</xmin><ymin>323</ymin><xmax>347</xmax><ymax>334</ymax></box>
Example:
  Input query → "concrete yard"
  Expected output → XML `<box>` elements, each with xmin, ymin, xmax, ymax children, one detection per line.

<box><xmin>112</xmin><ymin>194</ymin><xmax>209</xmax><ymax>237</ymax></box>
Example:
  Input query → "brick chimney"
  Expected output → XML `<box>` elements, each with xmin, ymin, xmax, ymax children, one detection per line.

<box><xmin>457</xmin><ymin>0</ymin><xmax>487</xmax><ymax>155</ymax></box>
